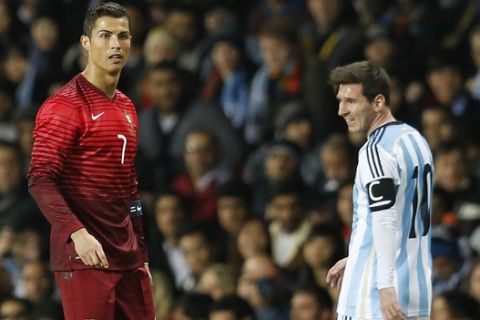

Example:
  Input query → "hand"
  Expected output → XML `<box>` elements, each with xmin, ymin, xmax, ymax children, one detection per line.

<box><xmin>379</xmin><ymin>287</ymin><xmax>404</xmax><ymax>320</ymax></box>
<box><xmin>326</xmin><ymin>257</ymin><xmax>348</xmax><ymax>289</ymax></box>
<box><xmin>71</xmin><ymin>228</ymin><xmax>109</xmax><ymax>269</ymax></box>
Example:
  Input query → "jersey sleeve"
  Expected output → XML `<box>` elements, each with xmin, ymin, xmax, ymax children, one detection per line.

<box><xmin>27</xmin><ymin>98</ymin><xmax>85</xmax><ymax>243</ymax></box>
<box><xmin>363</xmin><ymin>145</ymin><xmax>400</xmax><ymax>289</ymax></box>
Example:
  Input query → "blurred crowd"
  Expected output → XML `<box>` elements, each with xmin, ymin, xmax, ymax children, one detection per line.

<box><xmin>0</xmin><ymin>0</ymin><xmax>480</xmax><ymax>319</ymax></box>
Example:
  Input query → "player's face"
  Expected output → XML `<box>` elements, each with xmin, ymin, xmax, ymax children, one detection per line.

<box><xmin>337</xmin><ymin>84</ymin><xmax>377</xmax><ymax>136</ymax></box>
<box><xmin>82</xmin><ymin>16</ymin><xmax>131</xmax><ymax>75</ymax></box>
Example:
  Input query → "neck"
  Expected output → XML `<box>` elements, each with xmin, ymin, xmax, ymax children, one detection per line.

<box><xmin>367</xmin><ymin>109</ymin><xmax>396</xmax><ymax>137</ymax></box>
<box><xmin>81</xmin><ymin>66</ymin><xmax>120</xmax><ymax>97</ymax></box>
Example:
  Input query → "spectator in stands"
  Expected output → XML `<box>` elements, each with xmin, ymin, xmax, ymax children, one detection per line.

<box><xmin>18</xmin><ymin>260</ymin><xmax>62</xmax><ymax>319</ymax></box>
<box><xmin>0</xmin><ymin>141</ymin><xmax>44</xmax><ymax>233</ymax></box>
<box><xmin>244</xmin><ymin>139</ymin><xmax>302</xmax><ymax>218</ymax></box>
<box><xmin>172</xmin><ymin>129</ymin><xmax>231</xmax><ymax>224</ymax></box>
<box><xmin>245</xmin><ymin>20</ymin><xmax>303</xmax><ymax>145</ymax></box>
<box><xmin>335</xmin><ymin>181</ymin><xmax>353</xmax><ymax>243</ymax></box>
<box><xmin>163</xmin><ymin>5</ymin><xmax>202</xmax><ymax>73</ymax></box>
<box><xmin>432</xmin><ymin>290</ymin><xmax>479</xmax><ymax>320</ymax></box>
<box><xmin>1</xmin><ymin>44</ymin><xmax>29</xmax><ymax>102</ymax></box>
<box><xmin>171</xmin><ymin>292</ymin><xmax>213</xmax><ymax>320</ymax></box>
<box><xmin>0</xmin><ymin>297</ymin><xmax>31</xmax><ymax>320</ymax></box>
<box><xmin>208</xmin><ymin>294</ymin><xmax>256</xmax><ymax>320</ymax></box>
<box><xmin>422</xmin><ymin>51</ymin><xmax>480</xmax><ymax>144</ymax></box>
<box><xmin>267</xmin><ymin>180</ymin><xmax>312</xmax><ymax>276</ymax></box>
<box><xmin>431</xmin><ymin>234</ymin><xmax>469</xmax><ymax>294</ymax></box>
<box><xmin>237</xmin><ymin>255</ymin><xmax>290</xmax><ymax>320</ymax></box>
<box><xmin>147</xmin><ymin>190</ymin><xmax>191</xmax><ymax>296</ymax></box>
<box><xmin>216</xmin><ymin>179</ymin><xmax>252</xmax><ymax>275</ymax></box>
<box><xmin>200</xmin><ymin>34</ymin><xmax>251</xmax><ymax>132</ymax></box>
<box><xmin>16</xmin><ymin>15</ymin><xmax>63</xmax><ymax>109</ymax></box>
<box><xmin>0</xmin><ymin>86</ymin><xmax>16</xmax><ymax>143</ymax></box>
<box><xmin>466</xmin><ymin>24</ymin><xmax>480</xmax><ymax>100</ymax></box>
<box><xmin>237</xmin><ymin>219</ymin><xmax>271</xmax><ymax>262</ymax></box>
<box><xmin>420</xmin><ymin>107</ymin><xmax>454</xmax><ymax>154</ymax></box>
<box><xmin>137</xmin><ymin>62</ymin><xmax>192</xmax><ymax>190</ymax></box>
<box><xmin>297</xmin><ymin>225</ymin><xmax>345</xmax><ymax>301</ymax></box>
<box><xmin>301</xmin><ymin>0</ymin><xmax>363</xmax><ymax>71</ymax></box>
<box><xmin>197</xmin><ymin>263</ymin><xmax>236</xmax><ymax>301</ymax></box>
<box><xmin>467</xmin><ymin>258</ymin><xmax>480</xmax><ymax>303</ymax></box>
<box><xmin>434</xmin><ymin>141</ymin><xmax>480</xmax><ymax>235</ymax></box>
<box><xmin>290</xmin><ymin>285</ymin><xmax>333</xmax><ymax>320</ymax></box>
<box><xmin>143</xmin><ymin>28</ymin><xmax>180</xmax><ymax>67</ymax></box>
<box><xmin>178</xmin><ymin>223</ymin><xmax>215</xmax><ymax>291</ymax></box>
<box><xmin>0</xmin><ymin>265</ymin><xmax>13</xmax><ymax>304</ymax></box>
<box><xmin>311</xmin><ymin>133</ymin><xmax>356</xmax><ymax>224</ymax></box>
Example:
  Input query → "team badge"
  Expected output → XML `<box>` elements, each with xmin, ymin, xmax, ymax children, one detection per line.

<box><xmin>124</xmin><ymin>111</ymin><xmax>136</xmax><ymax>133</ymax></box>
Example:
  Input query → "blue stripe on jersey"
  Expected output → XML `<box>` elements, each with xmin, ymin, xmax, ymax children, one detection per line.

<box><xmin>339</xmin><ymin>123</ymin><xmax>432</xmax><ymax>318</ymax></box>
<box><xmin>407</xmin><ymin>134</ymin><xmax>430</xmax><ymax>313</ymax></box>
<box><xmin>346</xmin><ymin>236</ymin><xmax>370</xmax><ymax>310</ymax></box>
<box><xmin>398</xmin><ymin>137</ymin><xmax>414</xmax><ymax>310</ymax></box>
<box><xmin>346</xmin><ymin>189</ymin><xmax>370</xmax><ymax>310</ymax></box>
<box><xmin>371</xmin><ymin>253</ymin><xmax>381</xmax><ymax>317</ymax></box>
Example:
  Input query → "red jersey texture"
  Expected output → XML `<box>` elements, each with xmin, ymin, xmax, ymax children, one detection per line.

<box><xmin>28</xmin><ymin>74</ymin><xmax>147</xmax><ymax>271</ymax></box>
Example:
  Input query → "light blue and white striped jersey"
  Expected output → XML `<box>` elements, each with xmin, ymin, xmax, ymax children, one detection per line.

<box><xmin>337</xmin><ymin>122</ymin><xmax>433</xmax><ymax>319</ymax></box>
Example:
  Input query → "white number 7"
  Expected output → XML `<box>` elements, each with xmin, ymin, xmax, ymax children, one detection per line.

<box><xmin>117</xmin><ymin>134</ymin><xmax>127</xmax><ymax>164</ymax></box>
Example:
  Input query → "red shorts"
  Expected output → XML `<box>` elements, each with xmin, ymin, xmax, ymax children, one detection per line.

<box><xmin>54</xmin><ymin>265</ymin><xmax>155</xmax><ymax>320</ymax></box>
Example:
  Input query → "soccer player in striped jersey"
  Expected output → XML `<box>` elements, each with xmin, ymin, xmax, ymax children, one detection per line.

<box><xmin>326</xmin><ymin>61</ymin><xmax>433</xmax><ymax>320</ymax></box>
<box><xmin>27</xmin><ymin>2</ymin><xmax>155</xmax><ymax>319</ymax></box>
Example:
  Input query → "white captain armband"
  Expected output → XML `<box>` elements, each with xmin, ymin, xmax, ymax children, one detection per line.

<box><xmin>367</xmin><ymin>178</ymin><xmax>396</xmax><ymax>212</ymax></box>
<box><xmin>130</xmin><ymin>200</ymin><xmax>143</xmax><ymax>217</ymax></box>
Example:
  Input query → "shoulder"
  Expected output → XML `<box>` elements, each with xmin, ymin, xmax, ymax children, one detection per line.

<box><xmin>115</xmin><ymin>90</ymin><xmax>135</xmax><ymax>107</ymax></box>
<box><xmin>38</xmin><ymin>76</ymin><xmax>84</xmax><ymax>115</ymax></box>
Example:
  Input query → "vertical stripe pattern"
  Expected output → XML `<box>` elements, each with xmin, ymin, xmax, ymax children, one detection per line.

<box><xmin>337</xmin><ymin>122</ymin><xmax>433</xmax><ymax>319</ymax></box>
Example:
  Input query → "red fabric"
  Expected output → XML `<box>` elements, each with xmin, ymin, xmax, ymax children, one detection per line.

<box><xmin>171</xmin><ymin>173</ymin><xmax>219</xmax><ymax>223</ymax></box>
<box><xmin>28</xmin><ymin>74</ymin><xmax>146</xmax><ymax>271</ymax></box>
<box><xmin>200</xmin><ymin>67</ymin><xmax>222</xmax><ymax>101</ymax></box>
<box><xmin>54</xmin><ymin>266</ymin><xmax>155</xmax><ymax>319</ymax></box>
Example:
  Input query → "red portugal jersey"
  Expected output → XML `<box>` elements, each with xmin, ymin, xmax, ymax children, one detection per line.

<box><xmin>28</xmin><ymin>74</ymin><xmax>147</xmax><ymax>271</ymax></box>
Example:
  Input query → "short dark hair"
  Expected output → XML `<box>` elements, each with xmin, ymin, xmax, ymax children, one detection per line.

<box><xmin>293</xmin><ymin>285</ymin><xmax>333</xmax><ymax>311</ymax></box>
<box><xmin>83</xmin><ymin>2</ymin><xmax>130</xmax><ymax>37</ymax></box>
<box><xmin>329</xmin><ymin>61</ymin><xmax>391</xmax><ymax>105</ymax></box>
<box><xmin>147</xmin><ymin>61</ymin><xmax>181</xmax><ymax>76</ymax></box>
<box><xmin>435</xmin><ymin>140</ymin><xmax>467</xmax><ymax>159</ymax></box>
<box><xmin>209</xmin><ymin>294</ymin><xmax>256</xmax><ymax>319</ymax></box>
<box><xmin>217</xmin><ymin>179</ymin><xmax>251</xmax><ymax>202</ymax></box>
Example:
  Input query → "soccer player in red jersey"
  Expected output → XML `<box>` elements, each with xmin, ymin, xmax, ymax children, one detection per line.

<box><xmin>27</xmin><ymin>2</ymin><xmax>155</xmax><ymax>319</ymax></box>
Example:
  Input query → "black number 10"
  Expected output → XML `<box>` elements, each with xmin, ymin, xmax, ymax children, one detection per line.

<box><xmin>409</xmin><ymin>164</ymin><xmax>432</xmax><ymax>238</ymax></box>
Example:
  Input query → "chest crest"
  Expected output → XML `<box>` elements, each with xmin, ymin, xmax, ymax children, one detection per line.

<box><xmin>124</xmin><ymin>111</ymin><xmax>136</xmax><ymax>133</ymax></box>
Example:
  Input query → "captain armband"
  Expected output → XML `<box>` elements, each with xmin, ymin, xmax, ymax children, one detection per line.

<box><xmin>366</xmin><ymin>178</ymin><xmax>396</xmax><ymax>212</ymax></box>
<box><xmin>130</xmin><ymin>200</ymin><xmax>143</xmax><ymax>217</ymax></box>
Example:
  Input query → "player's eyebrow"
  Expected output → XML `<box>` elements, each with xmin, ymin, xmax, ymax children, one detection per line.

<box><xmin>97</xmin><ymin>30</ymin><xmax>130</xmax><ymax>35</ymax></box>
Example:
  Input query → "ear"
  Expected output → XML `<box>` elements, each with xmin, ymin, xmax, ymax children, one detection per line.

<box><xmin>80</xmin><ymin>35</ymin><xmax>90</xmax><ymax>51</ymax></box>
<box><xmin>373</xmin><ymin>94</ymin><xmax>386</xmax><ymax>112</ymax></box>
